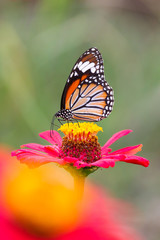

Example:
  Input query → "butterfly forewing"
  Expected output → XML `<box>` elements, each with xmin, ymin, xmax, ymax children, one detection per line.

<box><xmin>60</xmin><ymin>47</ymin><xmax>114</xmax><ymax>122</ymax></box>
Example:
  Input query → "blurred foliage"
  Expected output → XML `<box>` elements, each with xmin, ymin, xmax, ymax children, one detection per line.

<box><xmin>0</xmin><ymin>1</ymin><xmax>160</xmax><ymax>239</ymax></box>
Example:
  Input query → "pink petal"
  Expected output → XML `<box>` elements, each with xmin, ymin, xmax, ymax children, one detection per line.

<box><xmin>105</xmin><ymin>154</ymin><xmax>126</xmax><ymax>160</ymax></box>
<box><xmin>12</xmin><ymin>149</ymin><xmax>47</xmax><ymax>157</ymax></box>
<box><xmin>11</xmin><ymin>149</ymin><xmax>64</xmax><ymax>168</ymax></box>
<box><xmin>21</xmin><ymin>143</ymin><xmax>60</xmax><ymax>157</ymax></box>
<box><xmin>91</xmin><ymin>159</ymin><xmax>115</xmax><ymax>168</ymax></box>
<box><xmin>39</xmin><ymin>130</ymin><xmax>62</xmax><ymax>146</ymax></box>
<box><xmin>63</xmin><ymin>156</ymin><xmax>79</xmax><ymax>164</ymax></box>
<box><xmin>44</xmin><ymin>145</ymin><xmax>60</xmax><ymax>157</ymax></box>
<box><xmin>102</xmin><ymin>130</ymin><xmax>133</xmax><ymax>153</ymax></box>
<box><xmin>111</xmin><ymin>144</ymin><xmax>143</xmax><ymax>156</ymax></box>
<box><xmin>101</xmin><ymin>147</ymin><xmax>112</xmax><ymax>155</ymax></box>
<box><xmin>21</xmin><ymin>143</ymin><xmax>46</xmax><ymax>152</ymax></box>
<box><xmin>119</xmin><ymin>155</ymin><xmax>150</xmax><ymax>167</ymax></box>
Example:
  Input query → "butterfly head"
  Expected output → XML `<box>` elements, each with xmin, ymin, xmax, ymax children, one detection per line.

<box><xmin>55</xmin><ymin>109</ymin><xmax>73</xmax><ymax>121</ymax></box>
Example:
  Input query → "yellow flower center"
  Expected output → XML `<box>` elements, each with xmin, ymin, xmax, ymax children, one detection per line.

<box><xmin>59</xmin><ymin>123</ymin><xmax>103</xmax><ymax>163</ymax></box>
<box><xmin>59</xmin><ymin>122</ymin><xmax>103</xmax><ymax>140</ymax></box>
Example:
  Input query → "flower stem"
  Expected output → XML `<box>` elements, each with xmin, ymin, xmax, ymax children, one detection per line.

<box><xmin>74</xmin><ymin>175</ymin><xmax>85</xmax><ymax>201</ymax></box>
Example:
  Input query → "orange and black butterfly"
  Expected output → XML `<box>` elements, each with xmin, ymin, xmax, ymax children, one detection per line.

<box><xmin>54</xmin><ymin>47</ymin><xmax>114</xmax><ymax>123</ymax></box>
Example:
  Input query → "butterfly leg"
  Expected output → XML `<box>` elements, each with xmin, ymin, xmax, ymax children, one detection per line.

<box><xmin>74</xmin><ymin>119</ymin><xmax>80</xmax><ymax>127</ymax></box>
<box><xmin>57</xmin><ymin>118</ymin><xmax>66</xmax><ymax>126</ymax></box>
<box><xmin>69</xmin><ymin>119</ymin><xmax>74</xmax><ymax>125</ymax></box>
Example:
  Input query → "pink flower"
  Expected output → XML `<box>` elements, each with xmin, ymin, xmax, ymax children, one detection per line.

<box><xmin>12</xmin><ymin>123</ymin><xmax>149</xmax><ymax>171</ymax></box>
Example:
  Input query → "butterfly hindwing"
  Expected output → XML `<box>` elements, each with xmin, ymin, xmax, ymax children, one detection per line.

<box><xmin>60</xmin><ymin>47</ymin><xmax>114</xmax><ymax>122</ymax></box>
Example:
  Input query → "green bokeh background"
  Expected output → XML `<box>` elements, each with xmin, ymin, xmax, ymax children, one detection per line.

<box><xmin>0</xmin><ymin>1</ymin><xmax>160</xmax><ymax>239</ymax></box>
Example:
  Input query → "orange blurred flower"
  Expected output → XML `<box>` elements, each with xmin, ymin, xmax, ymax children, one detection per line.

<box><xmin>0</xmin><ymin>145</ymin><xmax>144</xmax><ymax>240</ymax></box>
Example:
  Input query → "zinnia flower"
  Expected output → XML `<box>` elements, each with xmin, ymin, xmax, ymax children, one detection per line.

<box><xmin>12</xmin><ymin>123</ymin><xmax>149</xmax><ymax>175</ymax></box>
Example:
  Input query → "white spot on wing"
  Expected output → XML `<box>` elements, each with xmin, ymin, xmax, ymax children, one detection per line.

<box><xmin>74</xmin><ymin>64</ymin><xmax>77</xmax><ymax>70</ymax></box>
<box><xmin>78</xmin><ymin>61</ymin><xmax>82</xmax><ymax>68</ymax></box>
<box><xmin>79</xmin><ymin>61</ymin><xmax>89</xmax><ymax>71</ymax></box>
<box><xmin>82</xmin><ymin>62</ymin><xmax>95</xmax><ymax>73</ymax></box>
<box><xmin>91</xmin><ymin>67</ymin><xmax>96</xmax><ymax>73</ymax></box>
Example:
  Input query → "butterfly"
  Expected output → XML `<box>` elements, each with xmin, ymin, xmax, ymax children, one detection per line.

<box><xmin>54</xmin><ymin>47</ymin><xmax>114</xmax><ymax>123</ymax></box>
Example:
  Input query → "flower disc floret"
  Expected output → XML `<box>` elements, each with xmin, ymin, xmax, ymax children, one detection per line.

<box><xmin>59</xmin><ymin>123</ymin><xmax>102</xmax><ymax>163</ymax></box>
<box><xmin>59</xmin><ymin>122</ymin><xmax>103</xmax><ymax>141</ymax></box>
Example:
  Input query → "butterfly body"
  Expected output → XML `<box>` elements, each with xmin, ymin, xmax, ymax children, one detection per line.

<box><xmin>55</xmin><ymin>47</ymin><xmax>114</xmax><ymax>122</ymax></box>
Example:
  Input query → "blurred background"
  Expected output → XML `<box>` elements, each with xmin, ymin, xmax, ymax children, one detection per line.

<box><xmin>0</xmin><ymin>0</ymin><xmax>160</xmax><ymax>239</ymax></box>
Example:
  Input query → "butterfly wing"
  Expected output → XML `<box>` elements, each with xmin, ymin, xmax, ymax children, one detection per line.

<box><xmin>61</xmin><ymin>47</ymin><xmax>114</xmax><ymax>121</ymax></box>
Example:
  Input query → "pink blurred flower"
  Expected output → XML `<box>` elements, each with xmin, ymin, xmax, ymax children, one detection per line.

<box><xmin>12</xmin><ymin>123</ymin><xmax>149</xmax><ymax>171</ymax></box>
